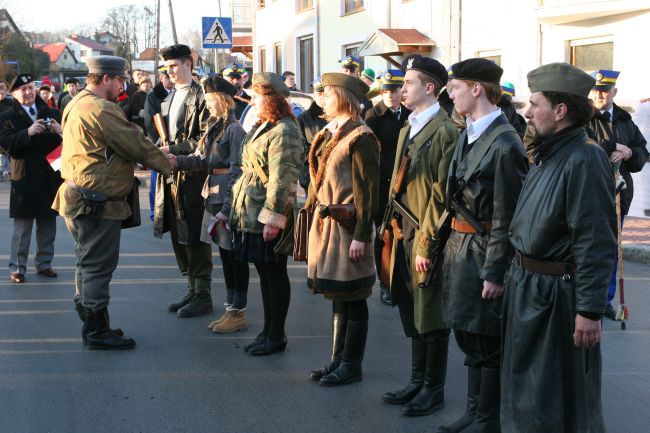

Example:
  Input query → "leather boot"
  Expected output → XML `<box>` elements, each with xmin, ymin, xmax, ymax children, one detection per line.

<box><xmin>320</xmin><ymin>320</ymin><xmax>367</xmax><ymax>386</ymax></box>
<box><xmin>436</xmin><ymin>366</ymin><xmax>481</xmax><ymax>433</ymax></box>
<box><xmin>212</xmin><ymin>309</ymin><xmax>247</xmax><ymax>333</ymax></box>
<box><xmin>85</xmin><ymin>308</ymin><xmax>135</xmax><ymax>350</ymax></box>
<box><xmin>310</xmin><ymin>313</ymin><xmax>347</xmax><ymax>381</ymax></box>
<box><xmin>383</xmin><ymin>336</ymin><xmax>426</xmax><ymax>404</ymax></box>
<box><xmin>177</xmin><ymin>292</ymin><xmax>213</xmax><ymax>317</ymax></box>
<box><xmin>463</xmin><ymin>368</ymin><xmax>500</xmax><ymax>433</ymax></box>
<box><xmin>168</xmin><ymin>280</ymin><xmax>194</xmax><ymax>312</ymax></box>
<box><xmin>75</xmin><ymin>299</ymin><xmax>123</xmax><ymax>345</ymax></box>
<box><xmin>403</xmin><ymin>332</ymin><xmax>449</xmax><ymax>416</ymax></box>
<box><xmin>380</xmin><ymin>283</ymin><xmax>392</xmax><ymax>305</ymax></box>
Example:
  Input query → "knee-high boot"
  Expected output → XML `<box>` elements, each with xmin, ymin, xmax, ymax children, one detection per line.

<box><xmin>436</xmin><ymin>365</ymin><xmax>481</xmax><ymax>432</ymax></box>
<box><xmin>463</xmin><ymin>367</ymin><xmax>500</xmax><ymax>433</ymax></box>
<box><xmin>311</xmin><ymin>312</ymin><xmax>347</xmax><ymax>381</ymax></box>
<box><xmin>403</xmin><ymin>332</ymin><xmax>449</xmax><ymax>416</ymax></box>
<box><xmin>383</xmin><ymin>336</ymin><xmax>426</xmax><ymax>404</ymax></box>
<box><xmin>319</xmin><ymin>320</ymin><xmax>367</xmax><ymax>386</ymax></box>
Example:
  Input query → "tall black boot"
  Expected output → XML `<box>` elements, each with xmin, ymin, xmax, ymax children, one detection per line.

<box><xmin>310</xmin><ymin>313</ymin><xmax>347</xmax><ymax>381</ymax></box>
<box><xmin>403</xmin><ymin>332</ymin><xmax>449</xmax><ymax>416</ymax></box>
<box><xmin>319</xmin><ymin>320</ymin><xmax>367</xmax><ymax>386</ymax></box>
<box><xmin>74</xmin><ymin>300</ymin><xmax>122</xmax><ymax>346</ymax></box>
<box><xmin>383</xmin><ymin>336</ymin><xmax>426</xmax><ymax>404</ymax></box>
<box><xmin>85</xmin><ymin>307</ymin><xmax>136</xmax><ymax>350</ymax></box>
<box><xmin>463</xmin><ymin>367</ymin><xmax>500</xmax><ymax>433</ymax></box>
<box><xmin>436</xmin><ymin>366</ymin><xmax>481</xmax><ymax>432</ymax></box>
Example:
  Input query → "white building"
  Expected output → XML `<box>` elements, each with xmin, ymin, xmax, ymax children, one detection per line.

<box><xmin>65</xmin><ymin>34</ymin><xmax>114</xmax><ymax>64</ymax></box>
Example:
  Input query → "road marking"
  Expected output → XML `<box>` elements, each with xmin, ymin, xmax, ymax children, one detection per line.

<box><xmin>0</xmin><ymin>338</ymin><xmax>81</xmax><ymax>344</ymax></box>
<box><xmin>0</xmin><ymin>310</ymin><xmax>72</xmax><ymax>315</ymax></box>
<box><xmin>0</xmin><ymin>277</ymin><xmax>312</xmax><ymax>287</ymax></box>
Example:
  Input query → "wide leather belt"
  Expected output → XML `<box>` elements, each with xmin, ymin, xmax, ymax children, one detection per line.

<box><xmin>211</xmin><ymin>168</ymin><xmax>229</xmax><ymax>175</ymax></box>
<box><xmin>451</xmin><ymin>218</ymin><xmax>492</xmax><ymax>234</ymax></box>
<box><xmin>514</xmin><ymin>251</ymin><xmax>576</xmax><ymax>279</ymax></box>
<box><xmin>65</xmin><ymin>179</ymin><xmax>125</xmax><ymax>202</ymax></box>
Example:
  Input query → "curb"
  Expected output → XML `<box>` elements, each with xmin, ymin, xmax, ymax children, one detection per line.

<box><xmin>623</xmin><ymin>244</ymin><xmax>650</xmax><ymax>264</ymax></box>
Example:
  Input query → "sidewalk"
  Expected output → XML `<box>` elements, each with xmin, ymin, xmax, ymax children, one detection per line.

<box><xmin>622</xmin><ymin>216</ymin><xmax>650</xmax><ymax>263</ymax></box>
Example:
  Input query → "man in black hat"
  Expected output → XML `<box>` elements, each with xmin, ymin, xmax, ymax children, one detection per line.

<box><xmin>222</xmin><ymin>63</ymin><xmax>250</xmax><ymax>119</ymax></box>
<box><xmin>0</xmin><ymin>73</ymin><xmax>63</xmax><ymax>284</ymax></box>
<box><xmin>380</xmin><ymin>55</ymin><xmax>457</xmax><ymax>417</ymax></box>
<box><xmin>439</xmin><ymin>58</ymin><xmax>528</xmax><ymax>433</ymax></box>
<box><xmin>155</xmin><ymin>44</ymin><xmax>213</xmax><ymax>318</ymax></box>
<box><xmin>59</xmin><ymin>78</ymin><xmax>80</xmax><ymax>113</ymax></box>
<box><xmin>364</xmin><ymin>69</ymin><xmax>411</xmax><ymax>306</ymax></box>
<box><xmin>501</xmin><ymin>62</ymin><xmax>616</xmax><ymax>433</ymax></box>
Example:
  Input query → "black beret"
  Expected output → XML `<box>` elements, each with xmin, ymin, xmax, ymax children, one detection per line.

<box><xmin>449</xmin><ymin>58</ymin><xmax>503</xmax><ymax>84</ymax></box>
<box><xmin>161</xmin><ymin>44</ymin><xmax>192</xmax><ymax>60</ymax></box>
<box><xmin>9</xmin><ymin>73</ymin><xmax>33</xmax><ymax>92</ymax></box>
<box><xmin>65</xmin><ymin>77</ymin><xmax>79</xmax><ymax>85</ymax></box>
<box><xmin>402</xmin><ymin>55</ymin><xmax>448</xmax><ymax>87</ymax></box>
<box><xmin>201</xmin><ymin>75</ymin><xmax>237</xmax><ymax>97</ymax></box>
<box><xmin>321</xmin><ymin>72</ymin><xmax>369</xmax><ymax>100</ymax></box>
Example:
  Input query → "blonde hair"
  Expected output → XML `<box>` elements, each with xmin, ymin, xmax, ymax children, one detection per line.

<box><xmin>206</xmin><ymin>92</ymin><xmax>236</xmax><ymax>118</ymax></box>
<box><xmin>326</xmin><ymin>85</ymin><xmax>361</xmax><ymax>120</ymax></box>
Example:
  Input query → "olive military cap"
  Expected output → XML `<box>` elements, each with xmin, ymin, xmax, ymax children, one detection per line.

<box><xmin>321</xmin><ymin>72</ymin><xmax>369</xmax><ymax>100</ymax></box>
<box><xmin>252</xmin><ymin>72</ymin><xmax>290</xmax><ymax>97</ymax></box>
<box><xmin>527</xmin><ymin>63</ymin><xmax>596</xmax><ymax>98</ymax></box>
<box><xmin>86</xmin><ymin>56</ymin><xmax>129</xmax><ymax>79</ymax></box>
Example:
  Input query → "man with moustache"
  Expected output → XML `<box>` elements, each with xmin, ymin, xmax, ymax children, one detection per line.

<box><xmin>222</xmin><ymin>63</ymin><xmax>250</xmax><ymax>119</ymax></box>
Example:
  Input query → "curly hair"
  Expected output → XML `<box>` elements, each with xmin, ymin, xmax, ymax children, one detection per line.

<box><xmin>252</xmin><ymin>83</ymin><xmax>294</xmax><ymax>123</ymax></box>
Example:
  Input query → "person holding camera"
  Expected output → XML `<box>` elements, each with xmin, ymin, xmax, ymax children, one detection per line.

<box><xmin>0</xmin><ymin>73</ymin><xmax>63</xmax><ymax>284</ymax></box>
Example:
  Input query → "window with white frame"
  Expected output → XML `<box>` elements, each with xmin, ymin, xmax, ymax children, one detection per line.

<box><xmin>570</xmin><ymin>37</ymin><xmax>613</xmax><ymax>71</ymax></box>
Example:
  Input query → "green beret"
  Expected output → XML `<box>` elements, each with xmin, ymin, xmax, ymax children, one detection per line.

<box><xmin>252</xmin><ymin>72</ymin><xmax>290</xmax><ymax>97</ymax></box>
<box><xmin>321</xmin><ymin>72</ymin><xmax>369</xmax><ymax>100</ymax></box>
<box><xmin>527</xmin><ymin>63</ymin><xmax>595</xmax><ymax>98</ymax></box>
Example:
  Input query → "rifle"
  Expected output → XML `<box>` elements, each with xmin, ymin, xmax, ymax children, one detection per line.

<box><xmin>153</xmin><ymin>113</ymin><xmax>169</xmax><ymax>146</ymax></box>
<box><xmin>447</xmin><ymin>160</ymin><xmax>487</xmax><ymax>236</ymax></box>
<box><xmin>379</xmin><ymin>153</ymin><xmax>420</xmax><ymax>287</ymax></box>
<box><xmin>153</xmin><ymin>113</ymin><xmax>183</xmax><ymax>219</ymax></box>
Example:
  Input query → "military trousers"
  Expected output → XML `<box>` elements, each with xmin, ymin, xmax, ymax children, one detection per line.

<box><xmin>9</xmin><ymin>216</ymin><xmax>56</xmax><ymax>274</ymax></box>
<box><xmin>169</xmin><ymin>220</ymin><xmax>212</xmax><ymax>294</ymax></box>
<box><xmin>65</xmin><ymin>216</ymin><xmax>121</xmax><ymax>311</ymax></box>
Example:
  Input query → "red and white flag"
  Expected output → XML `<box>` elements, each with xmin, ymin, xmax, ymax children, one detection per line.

<box><xmin>46</xmin><ymin>145</ymin><xmax>62</xmax><ymax>172</ymax></box>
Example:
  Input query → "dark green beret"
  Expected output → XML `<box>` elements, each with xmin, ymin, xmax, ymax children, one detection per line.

<box><xmin>321</xmin><ymin>72</ymin><xmax>369</xmax><ymax>100</ymax></box>
<box><xmin>161</xmin><ymin>44</ymin><xmax>192</xmax><ymax>60</ymax></box>
<box><xmin>527</xmin><ymin>63</ymin><xmax>596</xmax><ymax>98</ymax></box>
<box><xmin>449</xmin><ymin>58</ymin><xmax>503</xmax><ymax>84</ymax></box>
<box><xmin>86</xmin><ymin>56</ymin><xmax>129</xmax><ymax>79</ymax></box>
<box><xmin>252</xmin><ymin>72</ymin><xmax>290</xmax><ymax>97</ymax></box>
<box><xmin>201</xmin><ymin>75</ymin><xmax>237</xmax><ymax>96</ymax></box>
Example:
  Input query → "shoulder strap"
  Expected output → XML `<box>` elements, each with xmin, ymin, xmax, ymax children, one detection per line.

<box><xmin>243</xmin><ymin>142</ymin><xmax>269</xmax><ymax>186</ymax></box>
<box><xmin>462</xmin><ymin>123</ymin><xmax>515</xmax><ymax>183</ymax></box>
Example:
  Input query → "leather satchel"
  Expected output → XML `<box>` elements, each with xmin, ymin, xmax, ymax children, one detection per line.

<box><xmin>293</xmin><ymin>208</ymin><xmax>313</xmax><ymax>262</ymax></box>
<box><xmin>121</xmin><ymin>177</ymin><xmax>141</xmax><ymax>229</ymax></box>
<box><xmin>319</xmin><ymin>203</ymin><xmax>356</xmax><ymax>234</ymax></box>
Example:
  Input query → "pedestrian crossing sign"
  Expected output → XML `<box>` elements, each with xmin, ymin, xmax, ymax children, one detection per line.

<box><xmin>202</xmin><ymin>17</ymin><xmax>233</xmax><ymax>49</ymax></box>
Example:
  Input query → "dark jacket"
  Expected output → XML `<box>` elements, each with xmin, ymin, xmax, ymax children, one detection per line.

<box><xmin>502</xmin><ymin>126</ymin><xmax>615</xmax><ymax>433</ymax></box>
<box><xmin>364</xmin><ymin>101</ymin><xmax>411</xmax><ymax>222</ymax></box>
<box><xmin>144</xmin><ymin>82</ymin><xmax>171</xmax><ymax>141</ymax></box>
<box><xmin>442</xmin><ymin>114</ymin><xmax>529</xmax><ymax>336</ymax></box>
<box><xmin>498</xmin><ymin>95</ymin><xmax>527</xmax><ymax>140</ymax></box>
<box><xmin>360</xmin><ymin>96</ymin><xmax>373</xmax><ymax>119</ymax></box>
<box><xmin>297</xmin><ymin>101</ymin><xmax>326</xmax><ymax>189</ymax></box>
<box><xmin>234</xmin><ymin>92</ymin><xmax>251</xmax><ymax>120</ymax></box>
<box><xmin>0</xmin><ymin>97</ymin><xmax>13</xmax><ymax>112</ymax></box>
<box><xmin>587</xmin><ymin>104</ymin><xmax>649</xmax><ymax>215</ymax></box>
<box><xmin>153</xmin><ymin>81</ymin><xmax>210</xmax><ymax>244</ymax></box>
<box><xmin>127</xmin><ymin>90</ymin><xmax>148</xmax><ymax>133</ymax></box>
<box><xmin>0</xmin><ymin>98</ymin><xmax>62</xmax><ymax>219</ymax></box>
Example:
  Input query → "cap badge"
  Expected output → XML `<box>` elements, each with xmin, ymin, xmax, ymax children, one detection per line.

<box><xmin>384</xmin><ymin>72</ymin><xmax>392</xmax><ymax>80</ymax></box>
<box><xmin>407</xmin><ymin>58</ymin><xmax>414</xmax><ymax>70</ymax></box>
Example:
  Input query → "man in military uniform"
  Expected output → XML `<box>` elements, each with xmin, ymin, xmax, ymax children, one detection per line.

<box><xmin>339</xmin><ymin>55</ymin><xmax>373</xmax><ymax>117</ymax></box>
<box><xmin>52</xmin><ymin>56</ymin><xmax>172</xmax><ymax>350</ymax></box>
<box><xmin>364</xmin><ymin>69</ymin><xmax>412</xmax><ymax>305</ymax></box>
<box><xmin>501</xmin><ymin>63</ymin><xmax>616</xmax><ymax>433</ymax></box>
<box><xmin>439</xmin><ymin>59</ymin><xmax>528</xmax><ymax>433</ymax></box>
<box><xmin>155</xmin><ymin>44</ymin><xmax>213</xmax><ymax>318</ymax></box>
<box><xmin>380</xmin><ymin>56</ymin><xmax>458</xmax><ymax>417</ymax></box>
<box><xmin>586</xmin><ymin>69</ymin><xmax>649</xmax><ymax>320</ymax></box>
<box><xmin>222</xmin><ymin>62</ymin><xmax>250</xmax><ymax>119</ymax></box>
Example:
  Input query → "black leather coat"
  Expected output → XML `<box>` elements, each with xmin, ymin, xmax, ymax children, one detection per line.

<box><xmin>587</xmin><ymin>104</ymin><xmax>649</xmax><ymax>216</ymax></box>
<box><xmin>297</xmin><ymin>101</ymin><xmax>326</xmax><ymax>189</ymax></box>
<box><xmin>501</xmin><ymin>126</ymin><xmax>614</xmax><ymax>433</ymax></box>
<box><xmin>0</xmin><ymin>98</ymin><xmax>62</xmax><ymax>219</ymax></box>
<box><xmin>442</xmin><ymin>114</ymin><xmax>528</xmax><ymax>336</ymax></box>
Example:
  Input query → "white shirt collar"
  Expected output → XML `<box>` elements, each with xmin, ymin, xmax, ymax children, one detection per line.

<box><xmin>466</xmin><ymin>109</ymin><xmax>502</xmax><ymax>144</ymax></box>
<box><xmin>408</xmin><ymin>102</ymin><xmax>440</xmax><ymax>139</ymax></box>
<box><xmin>21</xmin><ymin>104</ymin><xmax>37</xmax><ymax>120</ymax></box>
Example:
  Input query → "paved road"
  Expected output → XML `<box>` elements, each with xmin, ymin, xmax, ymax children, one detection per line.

<box><xmin>0</xmin><ymin>182</ymin><xmax>648</xmax><ymax>433</ymax></box>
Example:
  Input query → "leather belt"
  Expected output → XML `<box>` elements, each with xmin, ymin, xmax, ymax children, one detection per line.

<box><xmin>65</xmin><ymin>179</ymin><xmax>125</xmax><ymax>202</ymax></box>
<box><xmin>514</xmin><ymin>251</ymin><xmax>576</xmax><ymax>280</ymax></box>
<box><xmin>211</xmin><ymin>168</ymin><xmax>229</xmax><ymax>175</ymax></box>
<box><xmin>451</xmin><ymin>218</ymin><xmax>492</xmax><ymax>234</ymax></box>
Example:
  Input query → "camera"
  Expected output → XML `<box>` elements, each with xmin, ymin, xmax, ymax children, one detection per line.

<box><xmin>42</xmin><ymin>118</ymin><xmax>53</xmax><ymax>128</ymax></box>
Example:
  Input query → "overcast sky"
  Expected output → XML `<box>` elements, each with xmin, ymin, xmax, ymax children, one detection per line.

<box><xmin>3</xmin><ymin>0</ymin><xmax>225</xmax><ymax>46</ymax></box>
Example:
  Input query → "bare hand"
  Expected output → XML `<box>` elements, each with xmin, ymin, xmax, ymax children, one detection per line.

<box><xmin>167</xmin><ymin>154</ymin><xmax>177</xmax><ymax>171</ymax></box>
<box><xmin>27</xmin><ymin>120</ymin><xmax>47</xmax><ymax>137</ymax></box>
<box><xmin>415</xmin><ymin>255</ymin><xmax>432</xmax><ymax>273</ymax></box>
<box><xmin>615</xmin><ymin>143</ymin><xmax>632</xmax><ymax>160</ymax></box>
<box><xmin>349</xmin><ymin>240</ymin><xmax>366</xmax><ymax>262</ymax></box>
<box><xmin>573</xmin><ymin>314</ymin><xmax>601</xmax><ymax>349</ymax></box>
<box><xmin>49</xmin><ymin>119</ymin><xmax>62</xmax><ymax>135</ymax></box>
<box><xmin>160</xmin><ymin>145</ymin><xmax>170</xmax><ymax>154</ymax></box>
<box><xmin>481</xmin><ymin>280</ymin><xmax>504</xmax><ymax>299</ymax></box>
<box><xmin>610</xmin><ymin>150</ymin><xmax>624</xmax><ymax>164</ymax></box>
<box><xmin>215</xmin><ymin>212</ymin><xmax>228</xmax><ymax>226</ymax></box>
<box><xmin>263</xmin><ymin>224</ymin><xmax>280</xmax><ymax>242</ymax></box>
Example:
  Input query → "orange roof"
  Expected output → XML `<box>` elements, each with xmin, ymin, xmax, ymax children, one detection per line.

<box><xmin>233</xmin><ymin>35</ymin><xmax>252</xmax><ymax>47</ymax></box>
<box><xmin>36</xmin><ymin>43</ymin><xmax>70</xmax><ymax>62</ymax></box>
<box><xmin>376</xmin><ymin>29</ymin><xmax>435</xmax><ymax>46</ymax></box>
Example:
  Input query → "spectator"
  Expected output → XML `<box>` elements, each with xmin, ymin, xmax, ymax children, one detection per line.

<box><xmin>127</xmin><ymin>77</ymin><xmax>152</xmax><ymax>133</ymax></box>
<box><xmin>59</xmin><ymin>78</ymin><xmax>80</xmax><ymax>113</ymax></box>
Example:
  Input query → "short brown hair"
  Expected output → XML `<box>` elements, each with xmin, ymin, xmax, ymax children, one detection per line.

<box><xmin>415</xmin><ymin>71</ymin><xmax>443</xmax><ymax>97</ymax></box>
<box><xmin>326</xmin><ymin>85</ymin><xmax>361</xmax><ymax>120</ymax></box>
<box><xmin>465</xmin><ymin>80</ymin><xmax>502</xmax><ymax>105</ymax></box>
<box><xmin>87</xmin><ymin>73</ymin><xmax>120</xmax><ymax>86</ymax></box>
<box><xmin>252</xmin><ymin>83</ymin><xmax>294</xmax><ymax>123</ymax></box>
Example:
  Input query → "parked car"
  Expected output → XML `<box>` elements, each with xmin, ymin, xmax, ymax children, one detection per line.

<box><xmin>240</xmin><ymin>91</ymin><xmax>314</xmax><ymax>132</ymax></box>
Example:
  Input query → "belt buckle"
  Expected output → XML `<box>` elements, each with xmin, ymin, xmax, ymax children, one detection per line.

<box><xmin>562</xmin><ymin>274</ymin><xmax>571</xmax><ymax>281</ymax></box>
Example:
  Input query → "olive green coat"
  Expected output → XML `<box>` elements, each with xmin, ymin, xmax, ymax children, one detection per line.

<box><xmin>388</xmin><ymin>108</ymin><xmax>458</xmax><ymax>334</ymax></box>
